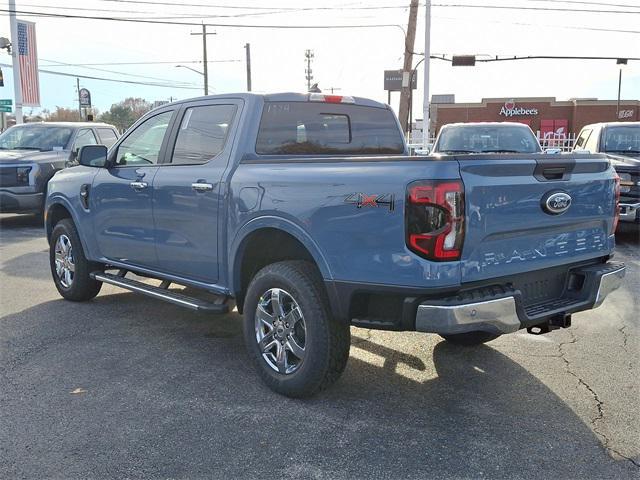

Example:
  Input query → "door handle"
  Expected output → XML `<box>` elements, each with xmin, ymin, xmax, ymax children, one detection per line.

<box><xmin>192</xmin><ymin>182</ymin><xmax>214</xmax><ymax>192</ymax></box>
<box><xmin>130</xmin><ymin>181</ymin><xmax>148</xmax><ymax>190</ymax></box>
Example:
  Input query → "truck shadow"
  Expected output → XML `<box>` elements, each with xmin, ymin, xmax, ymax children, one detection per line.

<box><xmin>2</xmin><ymin>292</ymin><xmax>635</xmax><ymax>479</ymax></box>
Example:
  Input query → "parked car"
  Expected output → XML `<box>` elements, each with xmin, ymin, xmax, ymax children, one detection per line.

<box><xmin>573</xmin><ymin>122</ymin><xmax>640</xmax><ymax>226</ymax></box>
<box><xmin>44</xmin><ymin>93</ymin><xmax>624</xmax><ymax>398</ymax></box>
<box><xmin>0</xmin><ymin>122</ymin><xmax>119</xmax><ymax>215</ymax></box>
<box><xmin>430</xmin><ymin>122</ymin><xmax>543</xmax><ymax>155</ymax></box>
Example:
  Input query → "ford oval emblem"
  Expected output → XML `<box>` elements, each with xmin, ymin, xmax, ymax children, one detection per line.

<box><xmin>542</xmin><ymin>191</ymin><xmax>572</xmax><ymax>215</ymax></box>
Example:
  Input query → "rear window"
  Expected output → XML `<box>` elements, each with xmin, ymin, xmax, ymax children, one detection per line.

<box><xmin>256</xmin><ymin>102</ymin><xmax>404</xmax><ymax>155</ymax></box>
<box><xmin>435</xmin><ymin>125</ymin><xmax>541</xmax><ymax>154</ymax></box>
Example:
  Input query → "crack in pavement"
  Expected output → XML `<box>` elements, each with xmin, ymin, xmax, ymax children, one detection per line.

<box><xmin>557</xmin><ymin>329</ymin><xmax>640</xmax><ymax>469</ymax></box>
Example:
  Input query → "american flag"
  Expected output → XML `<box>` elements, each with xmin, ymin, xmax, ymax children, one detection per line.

<box><xmin>17</xmin><ymin>20</ymin><xmax>40</xmax><ymax>107</ymax></box>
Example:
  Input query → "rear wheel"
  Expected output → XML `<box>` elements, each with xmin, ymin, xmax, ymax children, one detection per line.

<box><xmin>439</xmin><ymin>331</ymin><xmax>501</xmax><ymax>346</ymax></box>
<box><xmin>49</xmin><ymin>219</ymin><xmax>102</xmax><ymax>301</ymax></box>
<box><xmin>243</xmin><ymin>260</ymin><xmax>350</xmax><ymax>398</ymax></box>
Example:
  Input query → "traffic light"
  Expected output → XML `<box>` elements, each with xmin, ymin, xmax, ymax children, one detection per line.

<box><xmin>0</xmin><ymin>68</ymin><xmax>4</xmax><ymax>87</ymax></box>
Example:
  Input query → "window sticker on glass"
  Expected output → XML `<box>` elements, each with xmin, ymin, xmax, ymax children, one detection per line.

<box><xmin>266</xmin><ymin>103</ymin><xmax>290</xmax><ymax>114</ymax></box>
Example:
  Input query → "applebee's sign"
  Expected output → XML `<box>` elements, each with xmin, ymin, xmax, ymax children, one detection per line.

<box><xmin>499</xmin><ymin>99</ymin><xmax>538</xmax><ymax>117</ymax></box>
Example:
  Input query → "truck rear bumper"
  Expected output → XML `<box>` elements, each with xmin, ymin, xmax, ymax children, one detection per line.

<box><xmin>619</xmin><ymin>201</ymin><xmax>640</xmax><ymax>223</ymax></box>
<box><xmin>415</xmin><ymin>262</ymin><xmax>625</xmax><ymax>335</ymax></box>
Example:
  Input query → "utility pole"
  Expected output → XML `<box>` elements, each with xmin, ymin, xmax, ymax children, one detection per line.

<box><xmin>616</xmin><ymin>68</ymin><xmax>622</xmax><ymax>119</ymax></box>
<box><xmin>423</xmin><ymin>0</ymin><xmax>432</xmax><ymax>147</ymax></box>
<box><xmin>398</xmin><ymin>0</ymin><xmax>419</xmax><ymax>134</ymax></box>
<box><xmin>9</xmin><ymin>0</ymin><xmax>23</xmax><ymax>124</ymax></box>
<box><xmin>244</xmin><ymin>43</ymin><xmax>252</xmax><ymax>91</ymax></box>
<box><xmin>76</xmin><ymin>78</ymin><xmax>82</xmax><ymax>120</ymax></box>
<box><xmin>305</xmin><ymin>49</ymin><xmax>314</xmax><ymax>92</ymax></box>
<box><xmin>190</xmin><ymin>25</ymin><xmax>216</xmax><ymax>95</ymax></box>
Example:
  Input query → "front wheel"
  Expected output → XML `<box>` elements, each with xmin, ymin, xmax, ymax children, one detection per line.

<box><xmin>49</xmin><ymin>219</ymin><xmax>102</xmax><ymax>301</ymax></box>
<box><xmin>439</xmin><ymin>331</ymin><xmax>501</xmax><ymax>346</ymax></box>
<box><xmin>243</xmin><ymin>261</ymin><xmax>350</xmax><ymax>398</ymax></box>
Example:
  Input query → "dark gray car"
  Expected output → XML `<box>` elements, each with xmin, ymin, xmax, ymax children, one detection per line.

<box><xmin>0</xmin><ymin>122</ymin><xmax>118</xmax><ymax>214</ymax></box>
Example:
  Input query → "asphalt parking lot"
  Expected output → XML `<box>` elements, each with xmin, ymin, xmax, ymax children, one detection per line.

<box><xmin>1</xmin><ymin>214</ymin><xmax>638</xmax><ymax>479</ymax></box>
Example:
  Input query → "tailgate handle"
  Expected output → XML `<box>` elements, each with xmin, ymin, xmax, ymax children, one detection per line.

<box><xmin>542</xmin><ymin>167</ymin><xmax>566</xmax><ymax>180</ymax></box>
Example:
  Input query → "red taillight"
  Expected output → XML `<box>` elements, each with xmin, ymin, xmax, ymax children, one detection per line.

<box><xmin>612</xmin><ymin>173</ymin><xmax>621</xmax><ymax>234</ymax></box>
<box><xmin>406</xmin><ymin>180</ymin><xmax>465</xmax><ymax>261</ymax></box>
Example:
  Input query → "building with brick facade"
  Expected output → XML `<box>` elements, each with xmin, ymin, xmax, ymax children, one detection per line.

<box><xmin>429</xmin><ymin>97</ymin><xmax>640</xmax><ymax>139</ymax></box>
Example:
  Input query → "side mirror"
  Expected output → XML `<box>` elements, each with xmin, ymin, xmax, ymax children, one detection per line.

<box><xmin>78</xmin><ymin>144</ymin><xmax>108</xmax><ymax>167</ymax></box>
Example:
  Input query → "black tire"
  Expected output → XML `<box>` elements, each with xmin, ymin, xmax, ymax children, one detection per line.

<box><xmin>49</xmin><ymin>218</ymin><xmax>102</xmax><ymax>301</ymax></box>
<box><xmin>439</xmin><ymin>331</ymin><xmax>501</xmax><ymax>346</ymax></box>
<box><xmin>243</xmin><ymin>260</ymin><xmax>350</xmax><ymax>398</ymax></box>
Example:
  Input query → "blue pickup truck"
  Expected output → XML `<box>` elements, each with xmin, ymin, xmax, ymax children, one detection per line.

<box><xmin>44</xmin><ymin>93</ymin><xmax>625</xmax><ymax>397</ymax></box>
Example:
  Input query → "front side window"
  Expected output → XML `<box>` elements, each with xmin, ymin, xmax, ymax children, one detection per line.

<box><xmin>602</xmin><ymin>125</ymin><xmax>640</xmax><ymax>154</ymax></box>
<box><xmin>73</xmin><ymin>129</ymin><xmax>98</xmax><ymax>152</ymax></box>
<box><xmin>435</xmin><ymin>125</ymin><xmax>541</xmax><ymax>154</ymax></box>
<box><xmin>256</xmin><ymin>102</ymin><xmax>404</xmax><ymax>155</ymax></box>
<box><xmin>0</xmin><ymin>126</ymin><xmax>73</xmax><ymax>152</ymax></box>
<box><xmin>115</xmin><ymin>111</ymin><xmax>173</xmax><ymax>166</ymax></box>
<box><xmin>171</xmin><ymin>104</ymin><xmax>237</xmax><ymax>164</ymax></box>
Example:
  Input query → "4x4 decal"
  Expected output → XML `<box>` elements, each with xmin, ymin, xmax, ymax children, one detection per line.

<box><xmin>345</xmin><ymin>193</ymin><xmax>395</xmax><ymax>211</ymax></box>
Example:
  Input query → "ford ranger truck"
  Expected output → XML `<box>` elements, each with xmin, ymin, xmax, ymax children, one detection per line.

<box><xmin>44</xmin><ymin>93</ymin><xmax>625</xmax><ymax>398</ymax></box>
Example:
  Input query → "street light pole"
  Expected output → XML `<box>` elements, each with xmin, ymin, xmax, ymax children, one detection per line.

<box><xmin>422</xmin><ymin>0</ymin><xmax>431</xmax><ymax>147</ymax></box>
<box><xmin>9</xmin><ymin>0</ymin><xmax>23</xmax><ymax>124</ymax></box>
<box><xmin>616</xmin><ymin>68</ymin><xmax>622</xmax><ymax>119</ymax></box>
<box><xmin>244</xmin><ymin>43</ymin><xmax>252</xmax><ymax>92</ymax></box>
<box><xmin>190</xmin><ymin>25</ymin><xmax>216</xmax><ymax>95</ymax></box>
<box><xmin>202</xmin><ymin>25</ymin><xmax>208</xmax><ymax>95</ymax></box>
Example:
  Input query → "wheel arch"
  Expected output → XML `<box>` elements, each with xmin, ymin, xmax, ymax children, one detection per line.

<box><xmin>229</xmin><ymin>218</ymin><xmax>333</xmax><ymax>313</ymax></box>
<box><xmin>45</xmin><ymin>199</ymin><xmax>90</xmax><ymax>256</ymax></box>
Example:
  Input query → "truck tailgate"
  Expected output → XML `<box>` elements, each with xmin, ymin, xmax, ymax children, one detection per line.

<box><xmin>458</xmin><ymin>154</ymin><xmax>616</xmax><ymax>284</ymax></box>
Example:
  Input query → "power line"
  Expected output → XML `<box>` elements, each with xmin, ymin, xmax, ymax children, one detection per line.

<box><xmin>94</xmin><ymin>0</ymin><xmax>640</xmax><ymax>13</ymax></box>
<box><xmin>477</xmin><ymin>55</ymin><xmax>640</xmax><ymax>62</ymax></box>
<box><xmin>428</xmin><ymin>54</ymin><xmax>640</xmax><ymax>62</ymax></box>
<box><xmin>93</xmin><ymin>0</ymin><xmax>411</xmax><ymax>10</ymax></box>
<box><xmin>531</xmin><ymin>0</ymin><xmax>640</xmax><ymax>8</ymax></box>
<box><xmin>433</xmin><ymin>14</ymin><xmax>640</xmax><ymax>34</ymax></box>
<box><xmin>40</xmin><ymin>58</ymin><xmax>198</xmax><ymax>85</ymax></box>
<box><xmin>0</xmin><ymin>8</ymin><xmax>408</xmax><ymax>28</ymax></box>
<box><xmin>39</xmin><ymin>60</ymin><xmax>240</xmax><ymax>66</ymax></box>
<box><xmin>0</xmin><ymin>62</ymin><xmax>202</xmax><ymax>89</ymax></box>
<box><xmin>90</xmin><ymin>0</ymin><xmax>640</xmax><ymax>10</ymax></box>
<box><xmin>433</xmin><ymin>3</ymin><xmax>639</xmax><ymax>14</ymax></box>
<box><xmin>18</xmin><ymin>3</ymin><xmax>308</xmax><ymax>19</ymax></box>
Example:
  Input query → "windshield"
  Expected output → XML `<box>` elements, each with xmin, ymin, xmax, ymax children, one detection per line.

<box><xmin>0</xmin><ymin>125</ymin><xmax>73</xmax><ymax>152</ymax></box>
<box><xmin>603</xmin><ymin>125</ymin><xmax>640</xmax><ymax>154</ymax></box>
<box><xmin>435</xmin><ymin>125</ymin><xmax>541</xmax><ymax>154</ymax></box>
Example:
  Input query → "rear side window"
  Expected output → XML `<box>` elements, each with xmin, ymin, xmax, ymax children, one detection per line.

<box><xmin>171</xmin><ymin>104</ymin><xmax>237</xmax><ymax>164</ymax></box>
<box><xmin>97</xmin><ymin>128</ymin><xmax>118</xmax><ymax>147</ymax></box>
<box><xmin>574</xmin><ymin>129</ymin><xmax>592</xmax><ymax>149</ymax></box>
<box><xmin>256</xmin><ymin>102</ymin><xmax>404</xmax><ymax>155</ymax></box>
